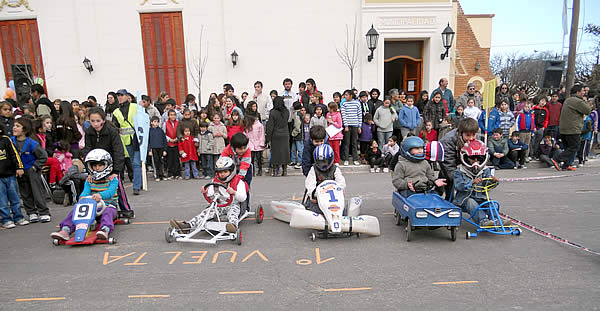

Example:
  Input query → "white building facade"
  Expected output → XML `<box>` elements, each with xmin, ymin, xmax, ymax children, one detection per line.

<box><xmin>0</xmin><ymin>0</ymin><xmax>461</xmax><ymax>105</ymax></box>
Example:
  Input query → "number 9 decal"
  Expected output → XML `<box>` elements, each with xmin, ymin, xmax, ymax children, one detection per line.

<box><xmin>73</xmin><ymin>204</ymin><xmax>91</xmax><ymax>220</ymax></box>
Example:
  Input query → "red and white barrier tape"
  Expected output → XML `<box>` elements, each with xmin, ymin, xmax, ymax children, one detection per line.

<box><xmin>499</xmin><ymin>212</ymin><xmax>600</xmax><ymax>256</ymax></box>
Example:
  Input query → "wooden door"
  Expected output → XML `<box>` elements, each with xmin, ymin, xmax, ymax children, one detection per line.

<box><xmin>0</xmin><ymin>19</ymin><xmax>45</xmax><ymax>86</ymax></box>
<box><xmin>403</xmin><ymin>59</ymin><xmax>422</xmax><ymax>98</ymax></box>
<box><xmin>140</xmin><ymin>12</ymin><xmax>187</xmax><ymax>105</ymax></box>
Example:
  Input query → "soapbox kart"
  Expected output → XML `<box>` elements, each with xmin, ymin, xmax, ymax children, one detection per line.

<box><xmin>392</xmin><ymin>185</ymin><xmax>461</xmax><ymax>242</ymax></box>
<box><xmin>164</xmin><ymin>182</ymin><xmax>263</xmax><ymax>245</ymax></box>
<box><xmin>52</xmin><ymin>197</ymin><xmax>130</xmax><ymax>246</ymax></box>
<box><xmin>272</xmin><ymin>180</ymin><xmax>380</xmax><ymax>240</ymax></box>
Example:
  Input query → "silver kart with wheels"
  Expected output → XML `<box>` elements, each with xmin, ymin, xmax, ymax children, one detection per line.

<box><xmin>164</xmin><ymin>182</ymin><xmax>263</xmax><ymax>245</ymax></box>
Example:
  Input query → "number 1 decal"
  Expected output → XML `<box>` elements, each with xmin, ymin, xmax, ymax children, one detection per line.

<box><xmin>326</xmin><ymin>189</ymin><xmax>338</xmax><ymax>202</ymax></box>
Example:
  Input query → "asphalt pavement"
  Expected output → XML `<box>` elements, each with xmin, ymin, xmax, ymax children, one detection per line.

<box><xmin>1</xmin><ymin>161</ymin><xmax>599</xmax><ymax>310</ymax></box>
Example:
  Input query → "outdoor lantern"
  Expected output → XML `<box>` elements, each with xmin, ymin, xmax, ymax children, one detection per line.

<box><xmin>83</xmin><ymin>57</ymin><xmax>93</xmax><ymax>73</ymax></box>
<box><xmin>440</xmin><ymin>23</ymin><xmax>455</xmax><ymax>60</ymax></box>
<box><xmin>231</xmin><ymin>50</ymin><xmax>239</xmax><ymax>67</ymax></box>
<box><xmin>365</xmin><ymin>24</ymin><xmax>379</xmax><ymax>62</ymax></box>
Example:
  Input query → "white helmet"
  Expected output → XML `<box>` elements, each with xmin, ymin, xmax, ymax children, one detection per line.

<box><xmin>215</xmin><ymin>156</ymin><xmax>236</xmax><ymax>183</ymax></box>
<box><xmin>84</xmin><ymin>149</ymin><xmax>113</xmax><ymax>181</ymax></box>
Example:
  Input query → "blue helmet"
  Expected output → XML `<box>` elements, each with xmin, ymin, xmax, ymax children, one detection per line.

<box><xmin>313</xmin><ymin>144</ymin><xmax>334</xmax><ymax>171</ymax></box>
<box><xmin>401</xmin><ymin>136</ymin><xmax>426</xmax><ymax>162</ymax></box>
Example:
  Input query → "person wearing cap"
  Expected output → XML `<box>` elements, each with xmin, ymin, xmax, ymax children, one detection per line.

<box><xmin>112</xmin><ymin>89</ymin><xmax>142</xmax><ymax>195</ymax></box>
<box><xmin>431</xmin><ymin>78</ymin><xmax>456</xmax><ymax>114</ymax></box>
<box><xmin>457</xmin><ymin>82</ymin><xmax>482</xmax><ymax>110</ymax></box>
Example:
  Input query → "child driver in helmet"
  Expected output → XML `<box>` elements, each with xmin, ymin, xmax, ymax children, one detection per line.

<box><xmin>392</xmin><ymin>136</ymin><xmax>446</xmax><ymax>197</ymax></box>
<box><xmin>50</xmin><ymin>149</ymin><xmax>119</xmax><ymax>241</ymax></box>
<box><xmin>452</xmin><ymin>139</ymin><xmax>511</xmax><ymax>227</ymax></box>
<box><xmin>170</xmin><ymin>156</ymin><xmax>247</xmax><ymax>233</ymax></box>
<box><xmin>305</xmin><ymin>144</ymin><xmax>346</xmax><ymax>214</ymax></box>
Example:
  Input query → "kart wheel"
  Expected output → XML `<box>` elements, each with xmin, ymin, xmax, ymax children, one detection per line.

<box><xmin>52</xmin><ymin>239</ymin><xmax>59</xmax><ymax>246</ymax></box>
<box><xmin>122</xmin><ymin>218</ymin><xmax>130</xmax><ymax>225</ymax></box>
<box><xmin>165</xmin><ymin>228</ymin><xmax>173</xmax><ymax>243</ymax></box>
<box><xmin>466</xmin><ymin>232</ymin><xmax>471</xmax><ymax>240</ymax></box>
<box><xmin>237</xmin><ymin>229</ymin><xmax>242</xmax><ymax>245</ymax></box>
<box><xmin>108</xmin><ymin>237</ymin><xmax>116</xmax><ymax>245</ymax></box>
<box><xmin>406</xmin><ymin>218</ymin><xmax>412</xmax><ymax>242</ymax></box>
<box><xmin>450</xmin><ymin>226</ymin><xmax>457</xmax><ymax>241</ymax></box>
<box><xmin>256</xmin><ymin>205</ymin><xmax>264</xmax><ymax>224</ymax></box>
<box><xmin>514</xmin><ymin>228</ymin><xmax>521</xmax><ymax>236</ymax></box>
<box><xmin>394</xmin><ymin>210</ymin><xmax>402</xmax><ymax>226</ymax></box>
<box><xmin>311</xmin><ymin>232</ymin><xmax>317</xmax><ymax>242</ymax></box>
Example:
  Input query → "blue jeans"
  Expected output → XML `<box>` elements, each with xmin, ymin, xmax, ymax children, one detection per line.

<box><xmin>0</xmin><ymin>176</ymin><xmax>24</xmax><ymax>224</ymax></box>
<box><xmin>377</xmin><ymin>131</ymin><xmax>393</xmax><ymax>151</ymax></box>
<box><xmin>461</xmin><ymin>197</ymin><xmax>489</xmax><ymax>224</ymax></box>
<box><xmin>126</xmin><ymin>145</ymin><xmax>142</xmax><ymax>190</ymax></box>
<box><xmin>184</xmin><ymin>161</ymin><xmax>199</xmax><ymax>178</ymax></box>
<box><xmin>200</xmin><ymin>154</ymin><xmax>214</xmax><ymax>177</ymax></box>
<box><xmin>290</xmin><ymin>140</ymin><xmax>304</xmax><ymax>163</ymax></box>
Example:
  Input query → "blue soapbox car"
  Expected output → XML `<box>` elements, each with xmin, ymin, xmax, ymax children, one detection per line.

<box><xmin>392</xmin><ymin>188</ymin><xmax>461</xmax><ymax>242</ymax></box>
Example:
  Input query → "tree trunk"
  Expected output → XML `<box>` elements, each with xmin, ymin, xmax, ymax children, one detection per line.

<box><xmin>565</xmin><ymin>0</ymin><xmax>580</xmax><ymax>95</ymax></box>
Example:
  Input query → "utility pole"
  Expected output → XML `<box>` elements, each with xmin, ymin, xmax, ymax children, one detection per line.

<box><xmin>565</xmin><ymin>0</ymin><xmax>580</xmax><ymax>95</ymax></box>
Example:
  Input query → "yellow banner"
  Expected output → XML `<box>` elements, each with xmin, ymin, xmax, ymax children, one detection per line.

<box><xmin>482</xmin><ymin>79</ymin><xmax>496</xmax><ymax>111</ymax></box>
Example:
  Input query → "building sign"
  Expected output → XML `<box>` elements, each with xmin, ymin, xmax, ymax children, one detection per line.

<box><xmin>376</xmin><ymin>16</ymin><xmax>437</xmax><ymax>29</ymax></box>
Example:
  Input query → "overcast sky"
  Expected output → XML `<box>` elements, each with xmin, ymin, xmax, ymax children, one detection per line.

<box><xmin>460</xmin><ymin>0</ymin><xmax>599</xmax><ymax>60</ymax></box>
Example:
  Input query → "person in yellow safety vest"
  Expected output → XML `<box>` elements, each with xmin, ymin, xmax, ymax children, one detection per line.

<box><xmin>113</xmin><ymin>89</ymin><xmax>142</xmax><ymax>195</ymax></box>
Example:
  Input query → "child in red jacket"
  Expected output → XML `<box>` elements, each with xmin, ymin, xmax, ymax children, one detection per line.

<box><xmin>179</xmin><ymin>127</ymin><xmax>199</xmax><ymax>179</ymax></box>
<box><xmin>164</xmin><ymin>110</ymin><xmax>180</xmax><ymax>179</ymax></box>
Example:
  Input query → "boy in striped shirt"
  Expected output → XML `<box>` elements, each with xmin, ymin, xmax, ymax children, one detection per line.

<box><xmin>340</xmin><ymin>89</ymin><xmax>362</xmax><ymax>166</ymax></box>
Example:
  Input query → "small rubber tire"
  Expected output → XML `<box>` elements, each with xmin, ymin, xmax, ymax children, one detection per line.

<box><xmin>256</xmin><ymin>205</ymin><xmax>264</xmax><ymax>224</ymax></box>
<box><xmin>123</xmin><ymin>218</ymin><xmax>130</xmax><ymax>225</ymax></box>
<box><xmin>466</xmin><ymin>232</ymin><xmax>471</xmax><ymax>239</ymax></box>
<box><xmin>108</xmin><ymin>237</ymin><xmax>116</xmax><ymax>245</ymax></box>
<box><xmin>450</xmin><ymin>226</ymin><xmax>457</xmax><ymax>241</ymax></box>
<box><xmin>394</xmin><ymin>210</ymin><xmax>402</xmax><ymax>226</ymax></box>
<box><xmin>406</xmin><ymin>218</ymin><xmax>412</xmax><ymax>242</ymax></box>
<box><xmin>52</xmin><ymin>239</ymin><xmax>59</xmax><ymax>246</ymax></box>
<box><xmin>514</xmin><ymin>228</ymin><xmax>521</xmax><ymax>236</ymax></box>
<box><xmin>237</xmin><ymin>229</ymin><xmax>242</xmax><ymax>245</ymax></box>
<box><xmin>165</xmin><ymin>228</ymin><xmax>173</xmax><ymax>243</ymax></box>
<box><xmin>311</xmin><ymin>232</ymin><xmax>317</xmax><ymax>241</ymax></box>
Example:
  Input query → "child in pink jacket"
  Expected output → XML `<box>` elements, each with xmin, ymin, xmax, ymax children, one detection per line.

<box><xmin>244</xmin><ymin>114</ymin><xmax>265</xmax><ymax>176</ymax></box>
<box><xmin>326</xmin><ymin>102</ymin><xmax>344</xmax><ymax>164</ymax></box>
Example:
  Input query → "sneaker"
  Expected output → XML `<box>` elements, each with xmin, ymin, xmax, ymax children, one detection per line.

<box><xmin>383</xmin><ymin>168</ymin><xmax>389</xmax><ymax>173</ymax></box>
<box><xmin>514</xmin><ymin>166</ymin><xmax>519</xmax><ymax>169</ymax></box>
<box><xmin>375</xmin><ymin>168</ymin><xmax>381</xmax><ymax>173</ymax></box>
<box><xmin>133</xmin><ymin>189</ymin><xmax>140</xmax><ymax>195</ymax></box>
<box><xmin>40</xmin><ymin>215</ymin><xmax>51</xmax><ymax>223</ymax></box>
<box><xmin>370</xmin><ymin>168</ymin><xmax>375</xmax><ymax>173</ymax></box>
<box><xmin>579</xmin><ymin>163</ymin><xmax>585</xmax><ymax>167</ymax></box>
<box><xmin>50</xmin><ymin>229</ymin><xmax>70</xmax><ymax>241</ymax></box>
<box><xmin>353</xmin><ymin>161</ymin><xmax>361</xmax><ymax>166</ymax></box>
<box><xmin>166</xmin><ymin>177</ymin><xmax>173</xmax><ymax>180</ymax></box>
<box><xmin>184</xmin><ymin>177</ymin><xmax>190</xmax><ymax>180</ymax></box>
<box><xmin>29</xmin><ymin>214</ymin><xmax>39</xmax><ymax>223</ymax></box>
<box><xmin>169</xmin><ymin>219</ymin><xmax>191</xmax><ymax>233</ymax></box>
<box><xmin>480</xmin><ymin>219</ymin><xmax>496</xmax><ymax>227</ymax></box>
<box><xmin>521</xmin><ymin>166</ymin><xmax>527</xmax><ymax>169</ymax></box>
<box><xmin>16</xmin><ymin>218</ymin><xmax>29</xmax><ymax>226</ymax></box>
<box><xmin>176</xmin><ymin>176</ymin><xmax>182</xmax><ymax>180</ymax></box>
<box><xmin>155</xmin><ymin>178</ymin><xmax>160</xmax><ymax>182</ymax></box>
<box><xmin>162</xmin><ymin>177</ymin><xmax>168</xmax><ymax>181</ymax></box>
<box><xmin>550</xmin><ymin>159</ymin><xmax>562</xmax><ymax>171</ymax></box>
<box><xmin>225</xmin><ymin>223</ymin><xmax>237</xmax><ymax>233</ymax></box>
<box><xmin>566</xmin><ymin>166</ymin><xmax>576</xmax><ymax>171</ymax></box>
<box><xmin>343</xmin><ymin>161</ymin><xmax>349</xmax><ymax>166</ymax></box>
<box><xmin>2</xmin><ymin>221</ymin><xmax>15</xmax><ymax>229</ymax></box>
<box><xmin>526</xmin><ymin>157</ymin><xmax>531</xmax><ymax>163</ymax></box>
<box><xmin>294</xmin><ymin>164</ymin><xmax>301</xmax><ymax>169</ymax></box>
<box><xmin>96</xmin><ymin>229</ymin><xmax>108</xmax><ymax>240</ymax></box>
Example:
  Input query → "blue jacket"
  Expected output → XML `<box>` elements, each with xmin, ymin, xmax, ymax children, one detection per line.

<box><xmin>508</xmin><ymin>139</ymin><xmax>528</xmax><ymax>151</ymax></box>
<box><xmin>478</xmin><ymin>108</ymin><xmax>501</xmax><ymax>135</ymax></box>
<box><xmin>398</xmin><ymin>105</ymin><xmax>421</xmax><ymax>130</ymax></box>
<box><xmin>359</xmin><ymin>122</ymin><xmax>374</xmax><ymax>142</ymax></box>
<box><xmin>452</xmin><ymin>167</ymin><xmax>494</xmax><ymax>206</ymax></box>
<box><xmin>11</xmin><ymin>136</ymin><xmax>38</xmax><ymax>170</ymax></box>
<box><xmin>148</xmin><ymin>126</ymin><xmax>168</xmax><ymax>150</ymax></box>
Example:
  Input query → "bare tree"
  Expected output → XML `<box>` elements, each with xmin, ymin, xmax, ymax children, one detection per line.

<box><xmin>490</xmin><ymin>51</ymin><xmax>558</xmax><ymax>97</ymax></box>
<box><xmin>336</xmin><ymin>15</ymin><xmax>360</xmax><ymax>88</ymax></box>
<box><xmin>186</xmin><ymin>25</ymin><xmax>209</xmax><ymax>106</ymax></box>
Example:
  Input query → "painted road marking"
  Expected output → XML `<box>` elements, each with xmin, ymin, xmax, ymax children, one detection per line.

<box><xmin>323</xmin><ymin>287</ymin><xmax>371</xmax><ymax>292</ymax></box>
<box><xmin>219</xmin><ymin>291</ymin><xmax>264</xmax><ymax>295</ymax></box>
<box><xmin>433</xmin><ymin>281</ymin><xmax>479</xmax><ymax>285</ymax></box>
<box><xmin>383</xmin><ymin>212</ymin><xmax>394</xmax><ymax>215</ymax></box>
<box><xmin>15</xmin><ymin>297</ymin><xmax>66</xmax><ymax>302</ymax></box>
<box><xmin>128</xmin><ymin>294</ymin><xmax>169</xmax><ymax>298</ymax></box>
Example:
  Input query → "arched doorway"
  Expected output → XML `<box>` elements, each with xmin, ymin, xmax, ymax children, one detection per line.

<box><xmin>384</xmin><ymin>41</ymin><xmax>423</xmax><ymax>98</ymax></box>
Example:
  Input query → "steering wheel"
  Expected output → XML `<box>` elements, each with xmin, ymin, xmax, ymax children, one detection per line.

<box><xmin>203</xmin><ymin>182</ymin><xmax>234</xmax><ymax>208</ymax></box>
<box><xmin>473</xmin><ymin>177</ymin><xmax>498</xmax><ymax>193</ymax></box>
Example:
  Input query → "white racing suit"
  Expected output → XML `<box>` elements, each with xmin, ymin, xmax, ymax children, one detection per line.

<box><xmin>188</xmin><ymin>176</ymin><xmax>247</xmax><ymax>229</ymax></box>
